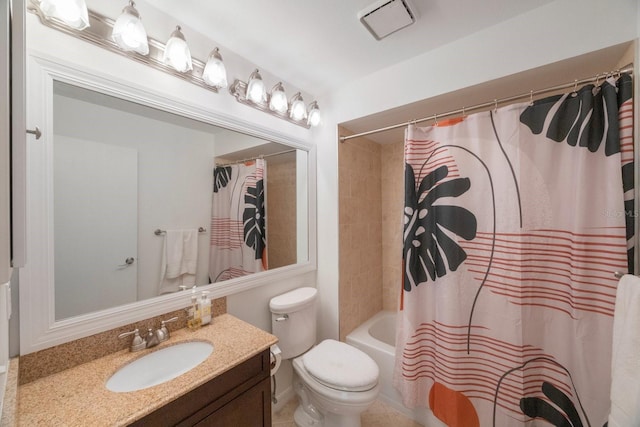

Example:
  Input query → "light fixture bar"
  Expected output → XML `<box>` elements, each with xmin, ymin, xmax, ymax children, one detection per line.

<box><xmin>27</xmin><ymin>0</ymin><xmax>218</xmax><ymax>93</ymax></box>
<box><xmin>229</xmin><ymin>79</ymin><xmax>311</xmax><ymax>129</ymax></box>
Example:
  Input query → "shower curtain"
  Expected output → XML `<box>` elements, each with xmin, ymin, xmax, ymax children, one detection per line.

<box><xmin>209</xmin><ymin>159</ymin><xmax>267</xmax><ymax>282</ymax></box>
<box><xmin>395</xmin><ymin>74</ymin><xmax>634</xmax><ymax>427</ymax></box>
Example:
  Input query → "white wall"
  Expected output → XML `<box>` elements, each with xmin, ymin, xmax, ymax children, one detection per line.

<box><xmin>314</xmin><ymin>0</ymin><xmax>639</xmax><ymax>340</ymax></box>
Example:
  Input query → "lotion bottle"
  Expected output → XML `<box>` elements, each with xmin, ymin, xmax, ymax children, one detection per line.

<box><xmin>200</xmin><ymin>291</ymin><xmax>212</xmax><ymax>325</ymax></box>
<box><xmin>187</xmin><ymin>290</ymin><xmax>201</xmax><ymax>330</ymax></box>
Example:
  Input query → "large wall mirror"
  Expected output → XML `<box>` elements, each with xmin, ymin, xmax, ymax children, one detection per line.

<box><xmin>20</xmin><ymin>54</ymin><xmax>316</xmax><ymax>354</ymax></box>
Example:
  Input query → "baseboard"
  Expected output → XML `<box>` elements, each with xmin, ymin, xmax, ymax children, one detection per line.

<box><xmin>271</xmin><ymin>384</ymin><xmax>295</xmax><ymax>413</ymax></box>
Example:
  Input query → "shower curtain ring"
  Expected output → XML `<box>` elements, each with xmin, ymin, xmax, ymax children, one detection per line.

<box><xmin>493</xmin><ymin>99</ymin><xmax>498</xmax><ymax>113</ymax></box>
<box><xmin>462</xmin><ymin>106</ymin><xmax>466</xmax><ymax>118</ymax></box>
<box><xmin>529</xmin><ymin>90</ymin><xmax>534</xmax><ymax>106</ymax></box>
<box><xmin>434</xmin><ymin>113</ymin><xmax>438</xmax><ymax>126</ymax></box>
<box><xmin>571</xmin><ymin>79</ymin><xmax>578</xmax><ymax>97</ymax></box>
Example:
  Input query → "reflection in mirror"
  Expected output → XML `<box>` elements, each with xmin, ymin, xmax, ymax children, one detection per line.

<box><xmin>52</xmin><ymin>81</ymin><xmax>309</xmax><ymax>321</ymax></box>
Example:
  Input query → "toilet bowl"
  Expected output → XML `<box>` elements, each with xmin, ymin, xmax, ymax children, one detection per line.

<box><xmin>270</xmin><ymin>287</ymin><xmax>380</xmax><ymax>427</ymax></box>
<box><xmin>292</xmin><ymin>339</ymin><xmax>380</xmax><ymax>427</ymax></box>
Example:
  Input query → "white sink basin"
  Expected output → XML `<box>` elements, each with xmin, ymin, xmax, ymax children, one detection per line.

<box><xmin>106</xmin><ymin>341</ymin><xmax>213</xmax><ymax>392</ymax></box>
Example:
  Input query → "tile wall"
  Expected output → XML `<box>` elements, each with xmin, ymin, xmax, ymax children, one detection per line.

<box><xmin>338</xmin><ymin>133</ymin><xmax>404</xmax><ymax>340</ymax></box>
<box><xmin>266</xmin><ymin>156</ymin><xmax>297</xmax><ymax>269</ymax></box>
<box><xmin>381</xmin><ymin>141</ymin><xmax>404</xmax><ymax>311</ymax></box>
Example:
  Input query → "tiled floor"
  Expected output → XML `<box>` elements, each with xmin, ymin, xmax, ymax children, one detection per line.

<box><xmin>272</xmin><ymin>397</ymin><xmax>424</xmax><ymax>427</ymax></box>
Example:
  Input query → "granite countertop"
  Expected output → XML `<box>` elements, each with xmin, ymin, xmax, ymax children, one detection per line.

<box><xmin>15</xmin><ymin>314</ymin><xmax>277</xmax><ymax>426</ymax></box>
<box><xmin>1</xmin><ymin>358</ymin><xmax>19</xmax><ymax>427</ymax></box>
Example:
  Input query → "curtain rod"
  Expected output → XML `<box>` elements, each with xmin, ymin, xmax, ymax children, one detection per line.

<box><xmin>340</xmin><ymin>66</ymin><xmax>634</xmax><ymax>142</ymax></box>
<box><xmin>215</xmin><ymin>148</ymin><xmax>297</xmax><ymax>167</ymax></box>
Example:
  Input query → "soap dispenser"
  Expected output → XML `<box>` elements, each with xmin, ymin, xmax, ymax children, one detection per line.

<box><xmin>187</xmin><ymin>290</ymin><xmax>202</xmax><ymax>330</ymax></box>
<box><xmin>200</xmin><ymin>291</ymin><xmax>212</xmax><ymax>325</ymax></box>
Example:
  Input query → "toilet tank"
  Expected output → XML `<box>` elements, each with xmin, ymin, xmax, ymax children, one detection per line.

<box><xmin>269</xmin><ymin>287</ymin><xmax>317</xmax><ymax>359</ymax></box>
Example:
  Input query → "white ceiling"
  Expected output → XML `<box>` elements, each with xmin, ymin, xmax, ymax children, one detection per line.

<box><xmin>144</xmin><ymin>0</ymin><xmax>557</xmax><ymax>96</ymax></box>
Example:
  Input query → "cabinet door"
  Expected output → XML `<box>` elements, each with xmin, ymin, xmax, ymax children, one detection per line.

<box><xmin>130</xmin><ymin>350</ymin><xmax>271</xmax><ymax>427</ymax></box>
<box><xmin>195</xmin><ymin>377</ymin><xmax>271</xmax><ymax>427</ymax></box>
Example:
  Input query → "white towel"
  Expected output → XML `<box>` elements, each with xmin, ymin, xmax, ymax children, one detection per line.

<box><xmin>159</xmin><ymin>229</ymin><xmax>198</xmax><ymax>293</ymax></box>
<box><xmin>608</xmin><ymin>274</ymin><xmax>640</xmax><ymax>427</ymax></box>
<box><xmin>180</xmin><ymin>229</ymin><xmax>198</xmax><ymax>287</ymax></box>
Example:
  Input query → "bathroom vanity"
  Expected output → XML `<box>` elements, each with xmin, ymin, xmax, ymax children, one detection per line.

<box><xmin>14</xmin><ymin>314</ymin><xmax>277</xmax><ymax>426</ymax></box>
<box><xmin>130</xmin><ymin>348</ymin><xmax>271</xmax><ymax>426</ymax></box>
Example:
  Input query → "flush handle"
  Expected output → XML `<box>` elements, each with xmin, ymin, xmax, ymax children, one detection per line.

<box><xmin>274</xmin><ymin>314</ymin><xmax>289</xmax><ymax>322</ymax></box>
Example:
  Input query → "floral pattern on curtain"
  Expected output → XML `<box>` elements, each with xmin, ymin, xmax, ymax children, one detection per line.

<box><xmin>209</xmin><ymin>159</ymin><xmax>267</xmax><ymax>282</ymax></box>
<box><xmin>395</xmin><ymin>74</ymin><xmax>634</xmax><ymax>427</ymax></box>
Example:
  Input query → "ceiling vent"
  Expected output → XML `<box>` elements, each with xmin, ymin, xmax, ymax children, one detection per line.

<box><xmin>358</xmin><ymin>0</ymin><xmax>416</xmax><ymax>40</ymax></box>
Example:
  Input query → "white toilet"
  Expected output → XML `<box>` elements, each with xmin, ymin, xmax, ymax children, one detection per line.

<box><xmin>270</xmin><ymin>287</ymin><xmax>380</xmax><ymax>427</ymax></box>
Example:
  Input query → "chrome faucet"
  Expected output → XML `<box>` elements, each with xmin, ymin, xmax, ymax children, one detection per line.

<box><xmin>119</xmin><ymin>316</ymin><xmax>180</xmax><ymax>351</ymax></box>
<box><xmin>119</xmin><ymin>328</ymin><xmax>146</xmax><ymax>352</ymax></box>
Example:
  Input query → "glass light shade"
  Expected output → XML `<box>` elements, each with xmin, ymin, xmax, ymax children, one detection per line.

<box><xmin>111</xmin><ymin>2</ymin><xmax>149</xmax><ymax>55</ymax></box>
<box><xmin>39</xmin><ymin>0</ymin><xmax>90</xmax><ymax>30</ymax></box>
<box><xmin>269</xmin><ymin>83</ymin><xmax>288</xmax><ymax>114</ymax></box>
<box><xmin>163</xmin><ymin>26</ymin><xmax>193</xmax><ymax>73</ymax></box>
<box><xmin>289</xmin><ymin>93</ymin><xmax>306</xmax><ymax>121</ymax></box>
<box><xmin>202</xmin><ymin>48</ymin><xmax>228</xmax><ymax>88</ymax></box>
<box><xmin>246</xmin><ymin>69</ymin><xmax>266</xmax><ymax>104</ymax></box>
<box><xmin>307</xmin><ymin>102</ymin><xmax>321</xmax><ymax>127</ymax></box>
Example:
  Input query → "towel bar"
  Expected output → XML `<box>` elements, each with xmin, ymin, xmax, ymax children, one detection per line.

<box><xmin>154</xmin><ymin>227</ymin><xmax>207</xmax><ymax>236</ymax></box>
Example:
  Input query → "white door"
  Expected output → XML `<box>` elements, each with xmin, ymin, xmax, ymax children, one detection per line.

<box><xmin>54</xmin><ymin>137</ymin><xmax>138</xmax><ymax>320</ymax></box>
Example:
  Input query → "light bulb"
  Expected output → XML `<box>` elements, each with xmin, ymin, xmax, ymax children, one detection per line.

<box><xmin>163</xmin><ymin>26</ymin><xmax>192</xmax><ymax>73</ymax></box>
<box><xmin>269</xmin><ymin>82</ymin><xmax>288</xmax><ymax>114</ymax></box>
<box><xmin>307</xmin><ymin>102</ymin><xmax>321</xmax><ymax>127</ymax></box>
<box><xmin>39</xmin><ymin>0</ymin><xmax>90</xmax><ymax>30</ymax></box>
<box><xmin>246</xmin><ymin>69</ymin><xmax>266</xmax><ymax>104</ymax></box>
<box><xmin>289</xmin><ymin>93</ymin><xmax>306</xmax><ymax>121</ymax></box>
<box><xmin>112</xmin><ymin>1</ymin><xmax>148</xmax><ymax>55</ymax></box>
<box><xmin>202</xmin><ymin>48</ymin><xmax>228</xmax><ymax>88</ymax></box>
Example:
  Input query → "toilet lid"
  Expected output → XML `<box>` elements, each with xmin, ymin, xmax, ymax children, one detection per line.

<box><xmin>302</xmin><ymin>339</ymin><xmax>379</xmax><ymax>392</ymax></box>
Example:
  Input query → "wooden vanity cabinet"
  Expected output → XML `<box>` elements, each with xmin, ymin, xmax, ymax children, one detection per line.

<box><xmin>129</xmin><ymin>349</ymin><xmax>272</xmax><ymax>427</ymax></box>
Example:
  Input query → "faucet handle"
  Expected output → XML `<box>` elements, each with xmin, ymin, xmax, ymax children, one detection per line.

<box><xmin>118</xmin><ymin>328</ymin><xmax>146</xmax><ymax>352</ymax></box>
<box><xmin>157</xmin><ymin>316</ymin><xmax>179</xmax><ymax>342</ymax></box>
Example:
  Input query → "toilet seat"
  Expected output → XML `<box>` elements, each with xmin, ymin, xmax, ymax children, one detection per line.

<box><xmin>301</xmin><ymin>339</ymin><xmax>379</xmax><ymax>392</ymax></box>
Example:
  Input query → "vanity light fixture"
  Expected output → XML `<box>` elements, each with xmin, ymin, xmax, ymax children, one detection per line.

<box><xmin>39</xmin><ymin>0</ymin><xmax>90</xmax><ymax>30</ymax></box>
<box><xmin>111</xmin><ymin>1</ymin><xmax>149</xmax><ymax>55</ymax></box>
<box><xmin>289</xmin><ymin>92</ymin><xmax>306</xmax><ymax>121</ymax></box>
<box><xmin>29</xmin><ymin>0</ymin><xmax>322</xmax><ymax>127</ymax></box>
<box><xmin>307</xmin><ymin>101</ymin><xmax>321</xmax><ymax>127</ymax></box>
<box><xmin>28</xmin><ymin>0</ymin><xmax>222</xmax><ymax>93</ymax></box>
<box><xmin>268</xmin><ymin>82</ymin><xmax>288</xmax><ymax>114</ymax></box>
<box><xmin>246</xmin><ymin>69</ymin><xmax>267</xmax><ymax>104</ymax></box>
<box><xmin>229</xmin><ymin>75</ymin><xmax>321</xmax><ymax>128</ymax></box>
<box><xmin>202</xmin><ymin>48</ymin><xmax>228</xmax><ymax>88</ymax></box>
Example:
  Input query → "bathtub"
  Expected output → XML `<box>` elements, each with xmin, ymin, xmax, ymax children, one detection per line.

<box><xmin>346</xmin><ymin>311</ymin><xmax>444</xmax><ymax>427</ymax></box>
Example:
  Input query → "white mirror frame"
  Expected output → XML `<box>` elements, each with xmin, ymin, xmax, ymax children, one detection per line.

<box><xmin>18</xmin><ymin>53</ymin><xmax>317</xmax><ymax>355</ymax></box>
